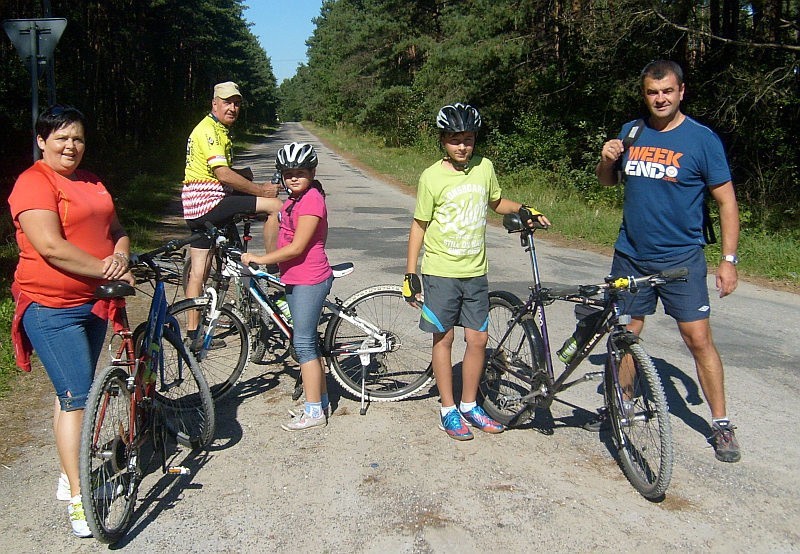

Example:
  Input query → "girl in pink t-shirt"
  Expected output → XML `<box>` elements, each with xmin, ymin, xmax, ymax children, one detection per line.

<box><xmin>241</xmin><ymin>143</ymin><xmax>333</xmax><ymax>431</ymax></box>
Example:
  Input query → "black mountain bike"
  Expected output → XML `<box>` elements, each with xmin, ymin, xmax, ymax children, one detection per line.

<box><xmin>480</xmin><ymin>213</ymin><xmax>685</xmax><ymax>499</ymax></box>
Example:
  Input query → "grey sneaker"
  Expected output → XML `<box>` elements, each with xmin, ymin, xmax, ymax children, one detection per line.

<box><xmin>281</xmin><ymin>412</ymin><xmax>326</xmax><ymax>431</ymax></box>
<box><xmin>709</xmin><ymin>420</ymin><xmax>741</xmax><ymax>463</ymax></box>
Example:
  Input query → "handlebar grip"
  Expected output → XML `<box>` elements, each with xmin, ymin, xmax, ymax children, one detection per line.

<box><xmin>660</xmin><ymin>267</ymin><xmax>689</xmax><ymax>280</ymax></box>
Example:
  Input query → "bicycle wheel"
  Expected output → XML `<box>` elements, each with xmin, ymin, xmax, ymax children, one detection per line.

<box><xmin>324</xmin><ymin>285</ymin><xmax>433</xmax><ymax>401</ymax></box>
<box><xmin>133</xmin><ymin>324</ymin><xmax>215</xmax><ymax>449</ymax></box>
<box><xmin>480</xmin><ymin>291</ymin><xmax>546</xmax><ymax>427</ymax></box>
<box><xmin>169</xmin><ymin>297</ymin><xmax>249</xmax><ymax>401</ymax></box>
<box><xmin>604</xmin><ymin>340</ymin><xmax>673</xmax><ymax>499</ymax></box>
<box><xmin>79</xmin><ymin>365</ymin><xmax>137</xmax><ymax>544</ymax></box>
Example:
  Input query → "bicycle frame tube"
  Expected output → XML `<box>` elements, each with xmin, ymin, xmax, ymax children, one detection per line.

<box><xmin>520</xmin><ymin>233</ymin><xmax>557</xmax><ymax>379</ymax></box>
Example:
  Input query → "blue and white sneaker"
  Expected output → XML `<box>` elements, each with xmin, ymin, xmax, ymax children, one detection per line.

<box><xmin>460</xmin><ymin>405</ymin><xmax>505</xmax><ymax>434</ymax></box>
<box><xmin>438</xmin><ymin>409</ymin><xmax>473</xmax><ymax>441</ymax></box>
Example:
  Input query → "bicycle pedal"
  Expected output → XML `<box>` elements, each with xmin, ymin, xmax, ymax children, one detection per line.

<box><xmin>167</xmin><ymin>466</ymin><xmax>191</xmax><ymax>476</ymax></box>
<box><xmin>584</xmin><ymin>371</ymin><xmax>604</xmax><ymax>381</ymax></box>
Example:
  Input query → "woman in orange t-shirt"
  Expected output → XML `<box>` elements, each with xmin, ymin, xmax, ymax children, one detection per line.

<box><xmin>7</xmin><ymin>105</ymin><xmax>132</xmax><ymax>538</ymax></box>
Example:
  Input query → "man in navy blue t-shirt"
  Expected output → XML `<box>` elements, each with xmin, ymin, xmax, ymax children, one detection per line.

<box><xmin>596</xmin><ymin>60</ymin><xmax>741</xmax><ymax>463</ymax></box>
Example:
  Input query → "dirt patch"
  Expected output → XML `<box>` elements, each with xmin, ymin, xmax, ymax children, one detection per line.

<box><xmin>0</xmin><ymin>366</ymin><xmax>52</xmax><ymax>466</ymax></box>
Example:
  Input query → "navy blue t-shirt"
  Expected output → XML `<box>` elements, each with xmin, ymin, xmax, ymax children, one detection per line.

<box><xmin>614</xmin><ymin>116</ymin><xmax>731</xmax><ymax>260</ymax></box>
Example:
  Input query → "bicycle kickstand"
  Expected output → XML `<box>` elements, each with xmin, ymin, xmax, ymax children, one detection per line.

<box><xmin>359</xmin><ymin>352</ymin><xmax>370</xmax><ymax>415</ymax></box>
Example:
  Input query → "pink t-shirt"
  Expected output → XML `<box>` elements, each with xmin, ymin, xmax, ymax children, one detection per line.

<box><xmin>277</xmin><ymin>186</ymin><xmax>332</xmax><ymax>285</ymax></box>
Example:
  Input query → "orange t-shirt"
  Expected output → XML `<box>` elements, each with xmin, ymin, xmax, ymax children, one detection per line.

<box><xmin>8</xmin><ymin>160</ymin><xmax>117</xmax><ymax>307</ymax></box>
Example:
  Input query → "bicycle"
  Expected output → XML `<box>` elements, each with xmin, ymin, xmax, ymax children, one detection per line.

<box><xmin>170</xmin><ymin>225</ymin><xmax>433</xmax><ymax>413</ymax></box>
<box><xmin>78</xmin><ymin>236</ymin><xmax>216</xmax><ymax>543</ymax></box>
<box><xmin>480</xmin><ymin>213</ymin><xmax>684</xmax><ymax>499</ymax></box>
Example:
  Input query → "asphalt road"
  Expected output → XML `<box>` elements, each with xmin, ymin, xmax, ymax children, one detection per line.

<box><xmin>1</xmin><ymin>122</ymin><xmax>798</xmax><ymax>552</ymax></box>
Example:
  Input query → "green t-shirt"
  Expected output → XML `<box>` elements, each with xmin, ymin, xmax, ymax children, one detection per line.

<box><xmin>414</xmin><ymin>155</ymin><xmax>501</xmax><ymax>277</ymax></box>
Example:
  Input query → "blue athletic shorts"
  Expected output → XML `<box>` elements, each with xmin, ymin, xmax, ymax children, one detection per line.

<box><xmin>610</xmin><ymin>247</ymin><xmax>710</xmax><ymax>323</ymax></box>
<box><xmin>419</xmin><ymin>275</ymin><xmax>489</xmax><ymax>333</ymax></box>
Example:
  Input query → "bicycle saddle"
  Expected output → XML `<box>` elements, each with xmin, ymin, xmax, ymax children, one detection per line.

<box><xmin>95</xmin><ymin>281</ymin><xmax>136</xmax><ymax>299</ymax></box>
<box><xmin>331</xmin><ymin>262</ymin><xmax>354</xmax><ymax>278</ymax></box>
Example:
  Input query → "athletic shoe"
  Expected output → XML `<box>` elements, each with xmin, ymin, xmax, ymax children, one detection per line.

<box><xmin>57</xmin><ymin>473</ymin><xmax>71</xmax><ymax>501</ymax></box>
<box><xmin>185</xmin><ymin>336</ymin><xmax>226</xmax><ymax>353</ymax></box>
<box><xmin>460</xmin><ymin>405</ymin><xmax>504</xmax><ymax>434</ymax></box>
<box><xmin>583</xmin><ymin>407</ymin><xmax>609</xmax><ymax>432</ymax></box>
<box><xmin>281</xmin><ymin>412</ymin><xmax>326</xmax><ymax>431</ymax></box>
<box><xmin>68</xmin><ymin>495</ymin><xmax>92</xmax><ymax>538</ymax></box>
<box><xmin>709</xmin><ymin>420</ymin><xmax>741</xmax><ymax>463</ymax></box>
<box><xmin>438</xmin><ymin>409</ymin><xmax>473</xmax><ymax>441</ymax></box>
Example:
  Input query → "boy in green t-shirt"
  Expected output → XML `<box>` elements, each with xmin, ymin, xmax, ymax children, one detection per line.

<box><xmin>404</xmin><ymin>103</ymin><xmax>551</xmax><ymax>440</ymax></box>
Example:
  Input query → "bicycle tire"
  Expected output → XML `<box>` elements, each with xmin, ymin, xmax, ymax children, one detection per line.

<box><xmin>133</xmin><ymin>324</ymin><xmax>215</xmax><ymax>449</ymax></box>
<box><xmin>604</xmin><ymin>340</ymin><xmax>673</xmax><ymax>499</ymax></box>
<box><xmin>79</xmin><ymin>365</ymin><xmax>138</xmax><ymax>544</ymax></box>
<box><xmin>169</xmin><ymin>298</ymin><xmax>250</xmax><ymax>401</ymax></box>
<box><xmin>479</xmin><ymin>291</ymin><xmax>546</xmax><ymax>426</ymax></box>
<box><xmin>324</xmin><ymin>284</ymin><xmax>433</xmax><ymax>401</ymax></box>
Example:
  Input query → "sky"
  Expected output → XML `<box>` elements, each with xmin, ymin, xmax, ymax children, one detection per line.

<box><xmin>243</xmin><ymin>1</ymin><xmax>323</xmax><ymax>84</ymax></box>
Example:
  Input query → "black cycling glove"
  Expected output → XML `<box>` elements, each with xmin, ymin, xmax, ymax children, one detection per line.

<box><xmin>403</xmin><ymin>273</ymin><xmax>422</xmax><ymax>303</ymax></box>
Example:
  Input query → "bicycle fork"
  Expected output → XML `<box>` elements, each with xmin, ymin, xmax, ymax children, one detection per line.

<box><xmin>195</xmin><ymin>288</ymin><xmax>222</xmax><ymax>361</ymax></box>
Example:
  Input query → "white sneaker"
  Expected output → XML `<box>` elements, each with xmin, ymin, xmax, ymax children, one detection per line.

<box><xmin>56</xmin><ymin>473</ymin><xmax>71</xmax><ymax>501</ymax></box>
<box><xmin>68</xmin><ymin>495</ymin><xmax>92</xmax><ymax>538</ymax></box>
<box><xmin>281</xmin><ymin>412</ymin><xmax>326</xmax><ymax>431</ymax></box>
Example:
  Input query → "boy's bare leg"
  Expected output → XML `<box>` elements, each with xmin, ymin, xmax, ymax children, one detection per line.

<box><xmin>460</xmin><ymin>328</ymin><xmax>489</xmax><ymax>404</ymax></box>
<box><xmin>431</xmin><ymin>330</ymin><xmax>456</xmax><ymax>406</ymax></box>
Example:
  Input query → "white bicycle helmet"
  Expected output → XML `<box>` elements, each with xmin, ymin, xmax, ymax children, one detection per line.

<box><xmin>276</xmin><ymin>142</ymin><xmax>318</xmax><ymax>170</ymax></box>
<box><xmin>436</xmin><ymin>103</ymin><xmax>482</xmax><ymax>133</ymax></box>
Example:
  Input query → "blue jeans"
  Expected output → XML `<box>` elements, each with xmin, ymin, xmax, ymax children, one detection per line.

<box><xmin>286</xmin><ymin>276</ymin><xmax>333</xmax><ymax>365</ymax></box>
<box><xmin>22</xmin><ymin>302</ymin><xmax>107</xmax><ymax>411</ymax></box>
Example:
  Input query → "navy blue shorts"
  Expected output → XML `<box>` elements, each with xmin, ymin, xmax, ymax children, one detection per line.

<box><xmin>419</xmin><ymin>275</ymin><xmax>489</xmax><ymax>333</ymax></box>
<box><xmin>610</xmin><ymin>248</ymin><xmax>710</xmax><ymax>322</ymax></box>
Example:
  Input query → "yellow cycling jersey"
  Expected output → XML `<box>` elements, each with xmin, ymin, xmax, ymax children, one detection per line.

<box><xmin>184</xmin><ymin>114</ymin><xmax>232</xmax><ymax>182</ymax></box>
<box><xmin>182</xmin><ymin>114</ymin><xmax>231</xmax><ymax>219</ymax></box>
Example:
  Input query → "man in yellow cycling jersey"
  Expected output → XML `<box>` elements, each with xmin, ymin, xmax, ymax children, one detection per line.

<box><xmin>182</xmin><ymin>81</ymin><xmax>282</xmax><ymax>337</ymax></box>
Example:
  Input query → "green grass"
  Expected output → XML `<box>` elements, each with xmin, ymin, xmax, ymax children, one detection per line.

<box><xmin>308</xmin><ymin>122</ymin><xmax>800</xmax><ymax>288</ymax></box>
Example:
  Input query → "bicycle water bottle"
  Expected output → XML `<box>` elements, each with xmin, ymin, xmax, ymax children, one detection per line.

<box><xmin>276</xmin><ymin>295</ymin><xmax>292</xmax><ymax>323</ymax></box>
<box><xmin>557</xmin><ymin>336</ymin><xmax>578</xmax><ymax>364</ymax></box>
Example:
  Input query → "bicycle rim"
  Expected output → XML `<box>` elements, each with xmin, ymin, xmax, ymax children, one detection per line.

<box><xmin>480</xmin><ymin>291</ymin><xmax>544</xmax><ymax>426</ymax></box>
<box><xmin>325</xmin><ymin>285</ymin><xmax>433</xmax><ymax>401</ymax></box>
<box><xmin>134</xmin><ymin>325</ymin><xmax>215</xmax><ymax>449</ymax></box>
<box><xmin>169</xmin><ymin>298</ymin><xmax>249</xmax><ymax>401</ymax></box>
<box><xmin>604</xmin><ymin>341</ymin><xmax>673</xmax><ymax>499</ymax></box>
<box><xmin>79</xmin><ymin>365</ymin><xmax>138</xmax><ymax>544</ymax></box>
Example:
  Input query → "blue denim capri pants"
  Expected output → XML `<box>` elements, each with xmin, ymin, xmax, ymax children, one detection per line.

<box><xmin>22</xmin><ymin>302</ymin><xmax>107</xmax><ymax>411</ymax></box>
<box><xmin>285</xmin><ymin>276</ymin><xmax>333</xmax><ymax>365</ymax></box>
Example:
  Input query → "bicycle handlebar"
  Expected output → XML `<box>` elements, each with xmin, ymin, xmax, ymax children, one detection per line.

<box><xmin>544</xmin><ymin>267</ymin><xmax>689</xmax><ymax>300</ymax></box>
<box><xmin>503</xmin><ymin>213</ymin><xmax>549</xmax><ymax>233</ymax></box>
<box><xmin>130</xmin><ymin>232</ymin><xmax>209</xmax><ymax>266</ymax></box>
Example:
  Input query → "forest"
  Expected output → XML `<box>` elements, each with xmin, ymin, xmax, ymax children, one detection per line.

<box><xmin>1</xmin><ymin>0</ymin><xmax>798</xmax><ymax>233</ymax></box>
<box><xmin>1</xmin><ymin>0</ymin><xmax>279</xmax><ymax>195</ymax></box>
<box><xmin>281</xmin><ymin>0</ymin><xmax>799</xmax><ymax>235</ymax></box>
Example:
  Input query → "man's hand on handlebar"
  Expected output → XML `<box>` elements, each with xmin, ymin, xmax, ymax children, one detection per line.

<box><xmin>259</xmin><ymin>182</ymin><xmax>279</xmax><ymax>198</ymax></box>
<box><xmin>518</xmin><ymin>205</ymin><xmax>551</xmax><ymax>229</ymax></box>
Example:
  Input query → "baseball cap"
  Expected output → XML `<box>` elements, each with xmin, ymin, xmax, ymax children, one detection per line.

<box><xmin>213</xmin><ymin>81</ymin><xmax>242</xmax><ymax>99</ymax></box>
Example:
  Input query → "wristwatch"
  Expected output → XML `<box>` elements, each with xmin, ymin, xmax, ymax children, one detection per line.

<box><xmin>721</xmin><ymin>254</ymin><xmax>739</xmax><ymax>265</ymax></box>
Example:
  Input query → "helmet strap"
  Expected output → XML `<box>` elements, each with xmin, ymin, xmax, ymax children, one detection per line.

<box><xmin>444</xmin><ymin>154</ymin><xmax>471</xmax><ymax>172</ymax></box>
